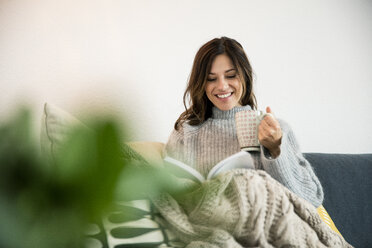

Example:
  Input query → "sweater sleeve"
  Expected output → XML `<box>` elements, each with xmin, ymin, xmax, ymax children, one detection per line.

<box><xmin>164</xmin><ymin>127</ymin><xmax>185</xmax><ymax>162</ymax></box>
<box><xmin>260</xmin><ymin>120</ymin><xmax>324</xmax><ymax>207</ymax></box>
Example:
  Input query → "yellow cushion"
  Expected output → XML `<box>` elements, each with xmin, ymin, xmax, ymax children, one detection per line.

<box><xmin>127</xmin><ymin>141</ymin><xmax>165</xmax><ymax>167</ymax></box>
<box><xmin>317</xmin><ymin>205</ymin><xmax>343</xmax><ymax>237</ymax></box>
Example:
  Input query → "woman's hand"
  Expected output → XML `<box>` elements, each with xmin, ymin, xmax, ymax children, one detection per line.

<box><xmin>258</xmin><ymin>107</ymin><xmax>282</xmax><ymax>158</ymax></box>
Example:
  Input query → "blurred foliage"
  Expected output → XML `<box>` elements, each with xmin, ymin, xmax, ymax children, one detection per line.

<box><xmin>0</xmin><ymin>108</ymin><xmax>183</xmax><ymax>248</ymax></box>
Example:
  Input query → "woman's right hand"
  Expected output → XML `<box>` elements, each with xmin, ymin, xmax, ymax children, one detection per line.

<box><xmin>258</xmin><ymin>107</ymin><xmax>282</xmax><ymax>158</ymax></box>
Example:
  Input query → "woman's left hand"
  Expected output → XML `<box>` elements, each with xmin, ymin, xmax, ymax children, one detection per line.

<box><xmin>258</xmin><ymin>107</ymin><xmax>283</xmax><ymax>158</ymax></box>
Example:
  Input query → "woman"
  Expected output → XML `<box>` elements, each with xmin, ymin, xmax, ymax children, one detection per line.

<box><xmin>152</xmin><ymin>37</ymin><xmax>350</xmax><ymax>247</ymax></box>
<box><xmin>165</xmin><ymin>36</ymin><xmax>323</xmax><ymax>207</ymax></box>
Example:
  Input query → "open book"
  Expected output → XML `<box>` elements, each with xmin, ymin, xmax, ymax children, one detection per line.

<box><xmin>163</xmin><ymin>151</ymin><xmax>255</xmax><ymax>183</ymax></box>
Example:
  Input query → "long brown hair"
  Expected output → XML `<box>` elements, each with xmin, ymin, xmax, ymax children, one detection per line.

<box><xmin>175</xmin><ymin>37</ymin><xmax>257</xmax><ymax>130</ymax></box>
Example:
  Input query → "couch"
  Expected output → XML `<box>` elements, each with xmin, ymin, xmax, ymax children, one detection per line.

<box><xmin>305</xmin><ymin>153</ymin><xmax>372</xmax><ymax>247</ymax></box>
<box><xmin>41</xmin><ymin>103</ymin><xmax>372</xmax><ymax>248</ymax></box>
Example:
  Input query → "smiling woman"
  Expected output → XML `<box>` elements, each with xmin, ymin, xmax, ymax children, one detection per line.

<box><xmin>153</xmin><ymin>37</ymin><xmax>347</xmax><ymax>247</ymax></box>
<box><xmin>175</xmin><ymin>37</ymin><xmax>257</xmax><ymax>129</ymax></box>
<box><xmin>205</xmin><ymin>55</ymin><xmax>243</xmax><ymax>111</ymax></box>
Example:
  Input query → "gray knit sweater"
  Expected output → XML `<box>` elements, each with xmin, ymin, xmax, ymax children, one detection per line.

<box><xmin>165</xmin><ymin>105</ymin><xmax>324</xmax><ymax>207</ymax></box>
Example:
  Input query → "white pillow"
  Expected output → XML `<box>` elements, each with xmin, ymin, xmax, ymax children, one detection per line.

<box><xmin>40</xmin><ymin>102</ymin><xmax>88</xmax><ymax>161</ymax></box>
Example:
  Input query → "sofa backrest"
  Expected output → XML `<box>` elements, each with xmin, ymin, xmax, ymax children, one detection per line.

<box><xmin>305</xmin><ymin>153</ymin><xmax>372</xmax><ymax>248</ymax></box>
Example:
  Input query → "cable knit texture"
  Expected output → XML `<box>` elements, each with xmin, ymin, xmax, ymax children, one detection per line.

<box><xmin>165</xmin><ymin>105</ymin><xmax>324</xmax><ymax>207</ymax></box>
<box><xmin>152</xmin><ymin>169</ymin><xmax>352</xmax><ymax>247</ymax></box>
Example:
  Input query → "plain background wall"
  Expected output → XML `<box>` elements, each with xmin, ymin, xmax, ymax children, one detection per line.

<box><xmin>0</xmin><ymin>0</ymin><xmax>371</xmax><ymax>153</ymax></box>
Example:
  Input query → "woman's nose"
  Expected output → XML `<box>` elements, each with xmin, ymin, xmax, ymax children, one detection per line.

<box><xmin>216</xmin><ymin>78</ymin><xmax>229</xmax><ymax>91</ymax></box>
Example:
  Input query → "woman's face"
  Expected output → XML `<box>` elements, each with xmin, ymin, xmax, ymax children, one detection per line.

<box><xmin>205</xmin><ymin>54</ymin><xmax>243</xmax><ymax>111</ymax></box>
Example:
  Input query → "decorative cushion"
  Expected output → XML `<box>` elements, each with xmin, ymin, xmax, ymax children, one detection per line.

<box><xmin>126</xmin><ymin>141</ymin><xmax>165</xmax><ymax>167</ymax></box>
<box><xmin>102</xmin><ymin>200</ymin><xmax>182</xmax><ymax>248</ymax></box>
<box><xmin>317</xmin><ymin>205</ymin><xmax>343</xmax><ymax>237</ymax></box>
<box><xmin>41</xmin><ymin>102</ymin><xmax>89</xmax><ymax>162</ymax></box>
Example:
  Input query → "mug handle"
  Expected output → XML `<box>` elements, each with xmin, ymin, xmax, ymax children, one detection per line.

<box><xmin>259</xmin><ymin>111</ymin><xmax>274</xmax><ymax>121</ymax></box>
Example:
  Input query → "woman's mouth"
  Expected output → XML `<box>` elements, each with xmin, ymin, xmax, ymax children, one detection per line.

<box><xmin>216</xmin><ymin>92</ymin><xmax>233</xmax><ymax>99</ymax></box>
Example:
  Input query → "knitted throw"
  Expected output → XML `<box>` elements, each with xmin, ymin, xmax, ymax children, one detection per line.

<box><xmin>152</xmin><ymin>169</ymin><xmax>352</xmax><ymax>247</ymax></box>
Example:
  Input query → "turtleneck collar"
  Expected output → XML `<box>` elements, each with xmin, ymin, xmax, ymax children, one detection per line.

<box><xmin>211</xmin><ymin>105</ymin><xmax>252</xmax><ymax>119</ymax></box>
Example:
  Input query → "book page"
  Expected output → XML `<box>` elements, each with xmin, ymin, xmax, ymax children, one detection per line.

<box><xmin>207</xmin><ymin>151</ymin><xmax>254</xmax><ymax>180</ymax></box>
<box><xmin>163</xmin><ymin>156</ymin><xmax>205</xmax><ymax>183</ymax></box>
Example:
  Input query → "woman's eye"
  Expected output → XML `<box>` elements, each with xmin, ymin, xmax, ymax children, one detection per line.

<box><xmin>226</xmin><ymin>75</ymin><xmax>236</xmax><ymax>79</ymax></box>
<box><xmin>207</xmin><ymin>78</ymin><xmax>216</xmax><ymax>82</ymax></box>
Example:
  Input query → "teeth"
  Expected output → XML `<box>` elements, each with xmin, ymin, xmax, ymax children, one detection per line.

<box><xmin>217</xmin><ymin>93</ymin><xmax>232</xmax><ymax>98</ymax></box>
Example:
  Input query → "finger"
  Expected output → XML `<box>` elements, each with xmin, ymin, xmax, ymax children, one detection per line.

<box><xmin>266</xmin><ymin>106</ymin><xmax>272</xmax><ymax>114</ymax></box>
<box><xmin>263</xmin><ymin>114</ymin><xmax>279</xmax><ymax>129</ymax></box>
<box><xmin>259</xmin><ymin>128</ymin><xmax>273</xmax><ymax>145</ymax></box>
<box><xmin>259</xmin><ymin>121</ymin><xmax>275</xmax><ymax>138</ymax></box>
<box><xmin>266</xmin><ymin>106</ymin><xmax>271</xmax><ymax>114</ymax></box>
<box><xmin>265</xmin><ymin>106</ymin><xmax>276</xmax><ymax>120</ymax></box>
<box><xmin>258</xmin><ymin>124</ymin><xmax>268</xmax><ymax>141</ymax></box>
<box><xmin>259</xmin><ymin>118</ymin><xmax>271</xmax><ymax>130</ymax></box>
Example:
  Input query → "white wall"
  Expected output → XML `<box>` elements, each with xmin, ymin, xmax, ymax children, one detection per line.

<box><xmin>1</xmin><ymin>0</ymin><xmax>371</xmax><ymax>153</ymax></box>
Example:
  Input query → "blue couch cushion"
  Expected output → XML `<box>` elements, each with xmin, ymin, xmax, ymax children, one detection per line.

<box><xmin>305</xmin><ymin>153</ymin><xmax>372</xmax><ymax>248</ymax></box>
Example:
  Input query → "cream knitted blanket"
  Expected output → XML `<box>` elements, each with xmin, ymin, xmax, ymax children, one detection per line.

<box><xmin>152</xmin><ymin>169</ymin><xmax>352</xmax><ymax>247</ymax></box>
